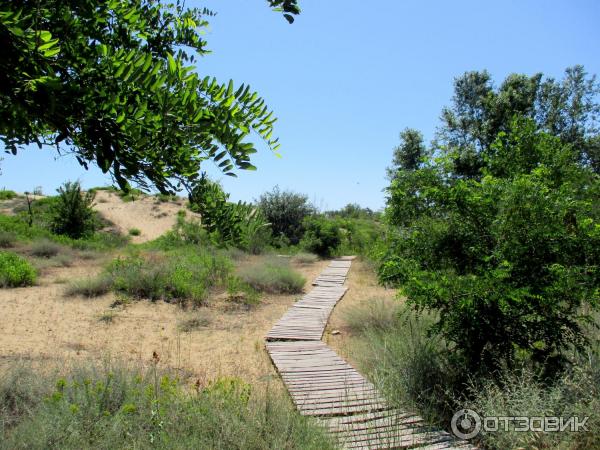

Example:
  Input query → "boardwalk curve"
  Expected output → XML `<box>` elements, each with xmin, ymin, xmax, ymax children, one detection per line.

<box><xmin>265</xmin><ymin>258</ymin><xmax>476</xmax><ymax>449</ymax></box>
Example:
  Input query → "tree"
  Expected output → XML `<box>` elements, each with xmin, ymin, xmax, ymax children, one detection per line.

<box><xmin>0</xmin><ymin>0</ymin><xmax>300</xmax><ymax>193</ymax></box>
<box><xmin>381</xmin><ymin>68</ymin><xmax>600</xmax><ymax>378</ymax></box>
<box><xmin>257</xmin><ymin>186</ymin><xmax>314</xmax><ymax>245</ymax></box>
<box><xmin>387</xmin><ymin>128</ymin><xmax>427</xmax><ymax>179</ymax></box>
<box><xmin>437</xmin><ymin>66</ymin><xmax>600</xmax><ymax>176</ymax></box>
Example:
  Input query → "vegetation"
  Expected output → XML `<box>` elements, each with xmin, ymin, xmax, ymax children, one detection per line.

<box><xmin>292</xmin><ymin>252</ymin><xmax>319</xmax><ymax>264</ymax></box>
<box><xmin>128</xmin><ymin>228</ymin><xmax>141</xmax><ymax>236</ymax></box>
<box><xmin>346</xmin><ymin>300</ymin><xmax>600</xmax><ymax>450</ymax></box>
<box><xmin>178</xmin><ymin>314</ymin><xmax>211</xmax><ymax>332</ymax></box>
<box><xmin>0</xmin><ymin>362</ymin><xmax>335</xmax><ymax>450</ymax></box>
<box><xmin>258</xmin><ymin>186</ymin><xmax>315</xmax><ymax>245</ymax></box>
<box><xmin>300</xmin><ymin>216</ymin><xmax>342</xmax><ymax>257</ymax></box>
<box><xmin>65</xmin><ymin>276</ymin><xmax>113</xmax><ymax>298</ymax></box>
<box><xmin>0</xmin><ymin>231</ymin><xmax>16</xmax><ymax>248</ymax></box>
<box><xmin>239</xmin><ymin>258</ymin><xmax>305</xmax><ymax>294</ymax></box>
<box><xmin>189</xmin><ymin>176</ymin><xmax>271</xmax><ymax>253</ymax></box>
<box><xmin>0</xmin><ymin>189</ymin><xmax>17</xmax><ymax>200</ymax></box>
<box><xmin>29</xmin><ymin>239</ymin><xmax>62</xmax><ymax>258</ymax></box>
<box><xmin>0</xmin><ymin>251</ymin><xmax>36</xmax><ymax>287</ymax></box>
<box><xmin>0</xmin><ymin>1</ymin><xmax>299</xmax><ymax>193</ymax></box>
<box><xmin>49</xmin><ymin>181</ymin><xmax>97</xmax><ymax>239</ymax></box>
<box><xmin>379</xmin><ymin>67</ymin><xmax>600</xmax><ymax>378</ymax></box>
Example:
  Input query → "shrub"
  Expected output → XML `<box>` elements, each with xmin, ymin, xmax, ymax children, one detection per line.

<box><xmin>177</xmin><ymin>314</ymin><xmax>211</xmax><ymax>332</ymax></box>
<box><xmin>292</xmin><ymin>252</ymin><xmax>319</xmax><ymax>265</ymax></box>
<box><xmin>258</xmin><ymin>186</ymin><xmax>315</xmax><ymax>245</ymax></box>
<box><xmin>29</xmin><ymin>239</ymin><xmax>62</xmax><ymax>258</ymax></box>
<box><xmin>128</xmin><ymin>228</ymin><xmax>141</xmax><ymax>236</ymax></box>
<box><xmin>226</xmin><ymin>276</ymin><xmax>260</xmax><ymax>306</ymax></box>
<box><xmin>300</xmin><ymin>216</ymin><xmax>342</xmax><ymax>258</ymax></box>
<box><xmin>0</xmin><ymin>189</ymin><xmax>17</xmax><ymax>200</ymax></box>
<box><xmin>0</xmin><ymin>363</ymin><xmax>335</xmax><ymax>449</ymax></box>
<box><xmin>380</xmin><ymin>117</ymin><xmax>600</xmax><ymax>376</ymax></box>
<box><xmin>104</xmin><ymin>250</ymin><xmax>232</xmax><ymax>306</ymax></box>
<box><xmin>239</xmin><ymin>258</ymin><xmax>305</xmax><ymax>294</ymax></box>
<box><xmin>65</xmin><ymin>276</ymin><xmax>112</xmax><ymax>298</ymax></box>
<box><xmin>49</xmin><ymin>181</ymin><xmax>97</xmax><ymax>238</ymax></box>
<box><xmin>0</xmin><ymin>251</ymin><xmax>36</xmax><ymax>287</ymax></box>
<box><xmin>0</xmin><ymin>231</ymin><xmax>16</xmax><ymax>248</ymax></box>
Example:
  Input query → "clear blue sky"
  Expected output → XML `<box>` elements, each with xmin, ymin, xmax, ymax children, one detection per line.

<box><xmin>1</xmin><ymin>0</ymin><xmax>599</xmax><ymax>210</ymax></box>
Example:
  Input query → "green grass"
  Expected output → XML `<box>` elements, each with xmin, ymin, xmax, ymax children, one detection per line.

<box><xmin>67</xmin><ymin>248</ymin><xmax>233</xmax><ymax>307</ymax></box>
<box><xmin>0</xmin><ymin>251</ymin><xmax>37</xmax><ymax>287</ymax></box>
<box><xmin>128</xmin><ymin>228</ymin><xmax>141</xmax><ymax>236</ymax></box>
<box><xmin>0</xmin><ymin>189</ymin><xmax>17</xmax><ymax>200</ymax></box>
<box><xmin>0</xmin><ymin>362</ymin><xmax>336</xmax><ymax>450</ymax></box>
<box><xmin>239</xmin><ymin>258</ymin><xmax>305</xmax><ymax>294</ymax></box>
<box><xmin>346</xmin><ymin>299</ymin><xmax>600</xmax><ymax>450</ymax></box>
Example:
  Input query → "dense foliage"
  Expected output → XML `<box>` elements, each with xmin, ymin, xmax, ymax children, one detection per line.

<box><xmin>380</xmin><ymin>67</ymin><xmax>600</xmax><ymax>376</ymax></box>
<box><xmin>258</xmin><ymin>186</ymin><xmax>314</xmax><ymax>245</ymax></box>
<box><xmin>189</xmin><ymin>176</ymin><xmax>271</xmax><ymax>253</ymax></box>
<box><xmin>49</xmin><ymin>181</ymin><xmax>97</xmax><ymax>238</ymax></box>
<box><xmin>300</xmin><ymin>216</ymin><xmax>342</xmax><ymax>257</ymax></box>
<box><xmin>0</xmin><ymin>0</ymin><xmax>299</xmax><ymax>192</ymax></box>
<box><xmin>0</xmin><ymin>250</ymin><xmax>37</xmax><ymax>287</ymax></box>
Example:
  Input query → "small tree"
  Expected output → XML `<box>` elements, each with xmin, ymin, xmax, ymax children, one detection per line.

<box><xmin>258</xmin><ymin>186</ymin><xmax>314</xmax><ymax>245</ymax></box>
<box><xmin>50</xmin><ymin>181</ymin><xmax>97</xmax><ymax>239</ymax></box>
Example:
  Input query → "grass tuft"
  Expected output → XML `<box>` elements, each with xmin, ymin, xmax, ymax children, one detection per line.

<box><xmin>178</xmin><ymin>314</ymin><xmax>211</xmax><ymax>332</ymax></box>
<box><xmin>29</xmin><ymin>239</ymin><xmax>62</xmax><ymax>258</ymax></box>
<box><xmin>128</xmin><ymin>228</ymin><xmax>141</xmax><ymax>236</ymax></box>
<box><xmin>0</xmin><ymin>231</ymin><xmax>17</xmax><ymax>248</ymax></box>
<box><xmin>65</xmin><ymin>276</ymin><xmax>112</xmax><ymax>298</ymax></box>
<box><xmin>239</xmin><ymin>258</ymin><xmax>305</xmax><ymax>294</ymax></box>
<box><xmin>292</xmin><ymin>252</ymin><xmax>319</xmax><ymax>265</ymax></box>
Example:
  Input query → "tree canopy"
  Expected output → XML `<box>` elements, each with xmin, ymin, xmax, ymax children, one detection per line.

<box><xmin>380</xmin><ymin>67</ymin><xmax>600</xmax><ymax>377</ymax></box>
<box><xmin>0</xmin><ymin>0</ymin><xmax>300</xmax><ymax>193</ymax></box>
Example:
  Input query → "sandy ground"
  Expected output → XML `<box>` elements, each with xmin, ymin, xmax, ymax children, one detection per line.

<box><xmin>0</xmin><ymin>254</ymin><xmax>329</xmax><ymax>386</ymax></box>
<box><xmin>93</xmin><ymin>191</ymin><xmax>192</xmax><ymax>243</ymax></box>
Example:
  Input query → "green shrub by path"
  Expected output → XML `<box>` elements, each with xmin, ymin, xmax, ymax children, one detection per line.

<box><xmin>0</xmin><ymin>363</ymin><xmax>336</xmax><ymax>450</ymax></box>
<box><xmin>0</xmin><ymin>251</ymin><xmax>36</xmax><ymax>287</ymax></box>
<box><xmin>239</xmin><ymin>258</ymin><xmax>305</xmax><ymax>294</ymax></box>
<box><xmin>0</xmin><ymin>189</ymin><xmax>17</xmax><ymax>200</ymax></box>
<box><xmin>300</xmin><ymin>216</ymin><xmax>342</xmax><ymax>258</ymax></box>
<box><xmin>347</xmin><ymin>300</ymin><xmax>600</xmax><ymax>450</ymax></box>
<box><xmin>226</xmin><ymin>276</ymin><xmax>261</xmax><ymax>306</ymax></box>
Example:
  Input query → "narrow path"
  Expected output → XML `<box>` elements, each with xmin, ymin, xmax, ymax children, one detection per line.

<box><xmin>265</xmin><ymin>258</ymin><xmax>476</xmax><ymax>449</ymax></box>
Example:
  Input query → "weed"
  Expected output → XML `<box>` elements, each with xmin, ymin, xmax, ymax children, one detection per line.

<box><xmin>0</xmin><ymin>231</ymin><xmax>16</xmax><ymax>248</ymax></box>
<box><xmin>239</xmin><ymin>258</ymin><xmax>305</xmax><ymax>294</ymax></box>
<box><xmin>178</xmin><ymin>314</ymin><xmax>211</xmax><ymax>332</ymax></box>
<box><xmin>0</xmin><ymin>251</ymin><xmax>36</xmax><ymax>287</ymax></box>
<box><xmin>128</xmin><ymin>228</ymin><xmax>141</xmax><ymax>236</ymax></box>
<box><xmin>65</xmin><ymin>276</ymin><xmax>112</xmax><ymax>298</ymax></box>
<box><xmin>29</xmin><ymin>239</ymin><xmax>62</xmax><ymax>258</ymax></box>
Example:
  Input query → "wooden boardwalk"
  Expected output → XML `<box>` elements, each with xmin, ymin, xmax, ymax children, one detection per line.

<box><xmin>265</xmin><ymin>258</ymin><xmax>475</xmax><ymax>449</ymax></box>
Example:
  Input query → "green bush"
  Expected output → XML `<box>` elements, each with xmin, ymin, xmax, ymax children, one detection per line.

<box><xmin>49</xmin><ymin>181</ymin><xmax>97</xmax><ymax>239</ymax></box>
<box><xmin>239</xmin><ymin>258</ymin><xmax>305</xmax><ymax>294</ymax></box>
<box><xmin>0</xmin><ymin>251</ymin><xmax>36</xmax><ymax>287</ymax></box>
<box><xmin>300</xmin><ymin>216</ymin><xmax>342</xmax><ymax>258</ymax></box>
<box><xmin>226</xmin><ymin>276</ymin><xmax>260</xmax><ymax>306</ymax></box>
<box><xmin>0</xmin><ymin>363</ymin><xmax>335</xmax><ymax>450</ymax></box>
<box><xmin>0</xmin><ymin>189</ymin><xmax>17</xmax><ymax>200</ymax></box>
<box><xmin>258</xmin><ymin>186</ymin><xmax>315</xmax><ymax>245</ymax></box>
<box><xmin>128</xmin><ymin>228</ymin><xmax>141</xmax><ymax>236</ymax></box>
<box><xmin>380</xmin><ymin>117</ymin><xmax>600</xmax><ymax>376</ymax></box>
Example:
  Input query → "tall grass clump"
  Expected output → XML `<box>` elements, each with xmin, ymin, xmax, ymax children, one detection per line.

<box><xmin>0</xmin><ymin>362</ymin><xmax>336</xmax><ymax>450</ymax></box>
<box><xmin>239</xmin><ymin>258</ymin><xmax>305</xmax><ymax>294</ymax></box>
<box><xmin>29</xmin><ymin>239</ymin><xmax>62</xmax><ymax>258</ymax></box>
<box><xmin>346</xmin><ymin>300</ymin><xmax>460</xmax><ymax>425</ymax></box>
<box><xmin>0</xmin><ymin>251</ymin><xmax>37</xmax><ymax>287</ymax></box>
<box><xmin>0</xmin><ymin>231</ymin><xmax>16</xmax><ymax>248</ymax></box>
<box><xmin>65</xmin><ymin>276</ymin><xmax>112</xmax><ymax>298</ymax></box>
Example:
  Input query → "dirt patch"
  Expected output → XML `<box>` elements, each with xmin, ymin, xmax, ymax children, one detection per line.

<box><xmin>0</xmin><ymin>255</ymin><xmax>329</xmax><ymax>385</ymax></box>
<box><xmin>92</xmin><ymin>191</ymin><xmax>193</xmax><ymax>243</ymax></box>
